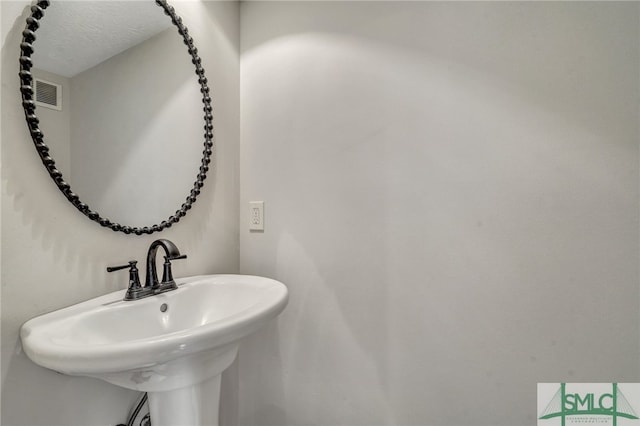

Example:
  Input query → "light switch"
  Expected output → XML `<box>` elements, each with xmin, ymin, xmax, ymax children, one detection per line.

<box><xmin>249</xmin><ymin>201</ymin><xmax>264</xmax><ymax>231</ymax></box>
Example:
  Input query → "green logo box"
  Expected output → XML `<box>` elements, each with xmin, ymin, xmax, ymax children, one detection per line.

<box><xmin>538</xmin><ymin>383</ymin><xmax>640</xmax><ymax>425</ymax></box>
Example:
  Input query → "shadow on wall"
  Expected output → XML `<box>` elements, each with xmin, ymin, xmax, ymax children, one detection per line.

<box><xmin>237</xmin><ymin>229</ymin><xmax>394</xmax><ymax>425</ymax></box>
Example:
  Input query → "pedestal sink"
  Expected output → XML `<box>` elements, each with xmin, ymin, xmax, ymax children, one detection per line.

<box><xmin>20</xmin><ymin>274</ymin><xmax>288</xmax><ymax>426</ymax></box>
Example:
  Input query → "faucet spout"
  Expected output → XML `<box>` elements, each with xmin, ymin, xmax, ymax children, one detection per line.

<box><xmin>145</xmin><ymin>239</ymin><xmax>184</xmax><ymax>291</ymax></box>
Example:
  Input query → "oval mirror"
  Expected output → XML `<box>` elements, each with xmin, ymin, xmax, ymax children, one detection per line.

<box><xmin>19</xmin><ymin>0</ymin><xmax>213</xmax><ymax>235</ymax></box>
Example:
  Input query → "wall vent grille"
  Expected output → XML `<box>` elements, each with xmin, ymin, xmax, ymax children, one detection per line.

<box><xmin>35</xmin><ymin>78</ymin><xmax>62</xmax><ymax>111</ymax></box>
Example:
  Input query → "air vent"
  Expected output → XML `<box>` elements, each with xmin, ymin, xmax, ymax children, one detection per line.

<box><xmin>35</xmin><ymin>78</ymin><xmax>62</xmax><ymax>111</ymax></box>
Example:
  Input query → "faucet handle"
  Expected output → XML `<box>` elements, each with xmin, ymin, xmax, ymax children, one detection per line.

<box><xmin>106</xmin><ymin>260</ymin><xmax>138</xmax><ymax>273</ymax></box>
<box><xmin>161</xmin><ymin>254</ymin><xmax>187</xmax><ymax>286</ymax></box>
<box><xmin>107</xmin><ymin>260</ymin><xmax>145</xmax><ymax>301</ymax></box>
<box><xmin>167</xmin><ymin>254</ymin><xmax>187</xmax><ymax>261</ymax></box>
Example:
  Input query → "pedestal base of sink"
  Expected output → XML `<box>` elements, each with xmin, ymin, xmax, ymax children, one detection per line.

<box><xmin>148</xmin><ymin>374</ymin><xmax>221</xmax><ymax>426</ymax></box>
<box><xmin>94</xmin><ymin>345</ymin><xmax>239</xmax><ymax>426</ymax></box>
<box><xmin>94</xmin><ymin>344</ymin><xmax>238</xmax><ymax>392</ymax></box>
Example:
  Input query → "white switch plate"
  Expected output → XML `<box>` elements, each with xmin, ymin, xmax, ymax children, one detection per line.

<box><xmin>249</xmin><ymin>201</ymin><xmax>264</xmax><ymax>231</ymax></box>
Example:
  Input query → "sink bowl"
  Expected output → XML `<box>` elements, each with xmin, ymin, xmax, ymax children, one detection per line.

<box><xmin>20</xmin><ymin>274</ymin><xmax>288</xmax><ymax>426</ymax></box>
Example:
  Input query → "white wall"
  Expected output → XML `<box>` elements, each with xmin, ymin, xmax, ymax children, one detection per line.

<box><xmin>239</xmin><ymin>2</ymin><xmax>640</xmax><ymax>425</ymax></box>
<box><xmin>1</xmin><ymin>1</ymin><xmax>240</xmax><ymax>425</ymax></box>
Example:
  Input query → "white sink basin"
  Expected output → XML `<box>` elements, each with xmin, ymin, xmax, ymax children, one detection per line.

<box><xmin>20</xmin><ymin>274</ymin><xmax>288</xmax><ymax>426</ymax></box>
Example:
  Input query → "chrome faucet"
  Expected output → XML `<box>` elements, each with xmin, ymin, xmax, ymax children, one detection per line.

<box><xmin>107</xmin><ymin>239</ymin><xmax>187</xmax><ymax>301</ymax></box>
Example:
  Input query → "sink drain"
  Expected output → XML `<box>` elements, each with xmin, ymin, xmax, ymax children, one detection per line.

<box><xmin>160</xmin><ymin>303</ymin><xmax>168</xmax><ymax>312</ymax></box>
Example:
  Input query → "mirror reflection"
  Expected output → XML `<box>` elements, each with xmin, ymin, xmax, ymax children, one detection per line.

<box><xmin>31</xmin><ymin>1</ymin><xmax>206</xmax><ymax>227</ymax></box>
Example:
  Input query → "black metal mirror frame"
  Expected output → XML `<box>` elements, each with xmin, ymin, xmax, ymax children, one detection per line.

<box><xmin>19</xmin><ymin>0</ymin><xmax>214</xmax><ymax>235</ymax></box>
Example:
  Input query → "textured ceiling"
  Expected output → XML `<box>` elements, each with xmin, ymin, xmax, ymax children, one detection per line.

<box><xmin>32</xmin><ymin>1</ymin><xmax>173</xmax><ymax>78</ymax></box>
